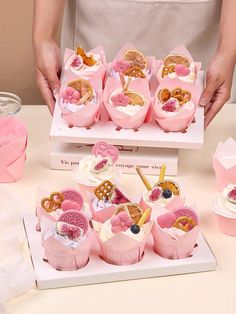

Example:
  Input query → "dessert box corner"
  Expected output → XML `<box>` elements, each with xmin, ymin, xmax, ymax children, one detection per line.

<box><xmin>49</xmin><ymin>72</ymin><xmax>205</xmax><ymax>175</ymax></box>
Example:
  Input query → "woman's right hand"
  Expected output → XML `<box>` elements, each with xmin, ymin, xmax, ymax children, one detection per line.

<box><xmin>34</xmin><ymin>40</ymin><xmax>61</xmax><ymax>114</ymax></box>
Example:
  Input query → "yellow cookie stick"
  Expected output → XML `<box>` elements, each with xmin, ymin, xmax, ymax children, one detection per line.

<box><xmin>138</xmin><ymin>208</ymin><xmax>151</xmax><ymax>227</ymax></box>
<box><xmin>158</xmin><ymin>164</ymin><xmax>166</xmax><ymax>182</ymax></box>
<box><xmin>123</xmin><ymin>77</ymin><xmax>132</xmax><ymax>92</ymax></box>
<box><xmin>135</xmin><ymin>166</ymin><xmax>152</xmax><ymax>191</ymax></box>
<box><xmin>119</xmin><ymin>73</ymin><xmax>126</xmax><ymax>89</ymax></box>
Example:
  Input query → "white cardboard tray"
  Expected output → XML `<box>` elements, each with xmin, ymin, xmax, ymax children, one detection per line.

<box><xmin>50</xmin><ymin>106</ymin><xmax>204</xmax><ymax>149</ymax></box>
<box><xmin>24</xmin><ymin>214</ymin><xmax>216</xmax><ymax>290</ymax></box>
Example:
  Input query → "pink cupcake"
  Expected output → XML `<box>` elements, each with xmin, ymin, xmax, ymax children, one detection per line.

<box><xmin>153</xmin><ymin>79</ymin><xmax>202</xmax><ymax>132</ymax></box>
<box><xmin>36</xmin><ymin>187</ymin><xmax>85</xmax><ymax>231</ymax></box>
<box><xmin>63</xmin><ymin>46</ymin><xmax>106</xmax><ymax>82</ymax></box>
<box><xmin>93</xmin><ymin>208</ymin><xmax>153</xmax><ymax>266</ymax></box>
<box><xmin>73</xmin><ymin>142</ymin><xmax>120</xmax><ymax>201</ymax></box>
<box><xmin>103</xmin><ymin>77</ymin><xmax>151</xmax><ymax>130</ymax></box>
<box><xmin>59</xmin><ymin>76</ymin><xmax>102</xmax><ymax>128</ymax></box>
<box><xmin>152</xmin><ymin>200</ymin><xmax>200</xmax><ymax>259</ymax></box>
<box><xmin>42</xmin><ymin>210</ymin><xmax>93</xmax><ymax>271</ymax></box>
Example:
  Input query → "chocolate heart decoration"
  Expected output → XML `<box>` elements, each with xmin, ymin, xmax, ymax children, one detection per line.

<box><xmin>92</xmin><ymin>142</ymin><xmax>119</xmax><ymax>163</ymax></box>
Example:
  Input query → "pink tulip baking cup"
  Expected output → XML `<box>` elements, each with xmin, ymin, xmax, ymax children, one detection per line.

<box><xmin>152</xmin><ymin>198</ymin><xmax>199</xmax><ymax>259</ymax></box>
<box><xmin>43</xmin><ymin>231</ymin><xmax>94</xmax><ymax>271</ymax></box>
<box><xmin>92</xmin><ymin>220</ymin><xmax>153</xmax><ymax>266</ymax></box>
<box><xmin>212</xmin><ymin>138</ymin><xmax>236</xmax><ymax>191</ymax></box>
<box><xmin>156</xmin><ymin>45</ymin><xmax>202</xmax><ymax>83</ymax></box>
<box><xmin>153</xmin><ymin>78</ymin><xmax>202</xmax><ymax>132</ymax></box>
<box><xmin>212</xmin><ymin>196</ymin><xmax>236</xmax><ymax>236</ymax></box>
<box><xmin>103</xmin><ymin>77</ymin><xmax>151</xmax><ymax>130</ymax></box>
<box><xmin>63</xmin><ymin>46</ymin><xmax>106</xmax><ymax>83</ymax></box>
<box><xmin>59</xmin><ymin>75</ymin><xmax>102</xmax><ymax>128</ymax></box>
<box><xmin>0</xmin><ymin>116</ymin><xmax>27</xmax><ymax>183</ymax></box>
<box><xmin>152</xmin><ymin>221</ymin><xmax>200</xmax><ymax>259</ymax></box>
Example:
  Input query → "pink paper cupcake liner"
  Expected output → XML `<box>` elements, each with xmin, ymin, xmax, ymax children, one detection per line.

<box><xmin>152</xmin><ymin>221</ymin><xmax>200</xmax><ymax>259</ymax></box>
<box><xmin>103</xmin><ymin>77</ymin><xmax>151</xmax><ymax>130</ymax></box>
<box><xmin>43</xmin><ymin>231</ymin><xmax>94</xmax><ymax>271</ymax></box>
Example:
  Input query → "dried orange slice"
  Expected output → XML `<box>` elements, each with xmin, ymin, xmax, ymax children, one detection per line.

<box><xmin>116</xmin><ymin>203</ymin><xmax>143</xmax><ymax>224</ymax></box>
<box><xmin>124</xmin><ymin>66</ymin><xmax>146</xmax><ymax>78</ymax></box>
<box><xmin>164</xmin><ymin>54</ymin><xmax>190</xmax><ymax>68</ymax></box>
<box><xmin>67</xmin><ymin>79</ymin><xmax>93</xmax><ymax>102</ymax></box>
<box><xmin>123</xmin><ymin>49</ymin><xmax>147</xmax><ymax>70</ymax></box>
<box><xmin>124</xmin><ymin>91</ymin><xmax>145</xmax><ymax>106</ymax></box>
<box><xmin>155</xmin><ymin>180</ymin><xmax>180</xmax><ymax>196</ymax></box>
<box><xmin>158</xmin><ymin>88</ymin><xmax>171</xmax><ymax>103</ymax></box>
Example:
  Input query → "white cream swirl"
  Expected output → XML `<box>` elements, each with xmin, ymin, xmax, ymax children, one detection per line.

<box><xmin>73</xmin><ymin>155</ymin><xmax>116</xmax><ymax>185</ymax></box>
<box><xmin>99</xmin><ymin>219</ymin><xmax>145</xmax><ymax>242</ymax></box>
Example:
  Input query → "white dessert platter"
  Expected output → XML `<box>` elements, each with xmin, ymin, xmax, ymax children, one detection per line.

<box><xmin>50</xmin><ymin>72</ymin><xmax>204</xmax><ymax>175</ymax></box>
<box><xmin>24</xmin><ymin>213</ymin><xmax>216</xmax><ymax>290</ymax></box>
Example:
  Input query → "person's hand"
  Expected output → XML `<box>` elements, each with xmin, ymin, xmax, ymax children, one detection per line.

<box><xmin>199</xmin><ymin>53</ymin><xmax>235</xmax><ymax>129</ymax></box>
<box><xmin>34</xmin><ymin>40</ymin><xmax>61</xmax><ymax>114</ymax></box>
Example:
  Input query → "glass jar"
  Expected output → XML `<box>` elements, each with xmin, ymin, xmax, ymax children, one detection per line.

<box><xmin>0</xmin><ymin>92</ymin><xmax>21</xmax><ymax>116</ymax></box>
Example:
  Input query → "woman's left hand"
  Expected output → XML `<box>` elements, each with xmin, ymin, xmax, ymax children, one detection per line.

<box><xmin>199</xmin><ymin>53</ymin><xmax>235</xmax><ymax>129</ymax></box>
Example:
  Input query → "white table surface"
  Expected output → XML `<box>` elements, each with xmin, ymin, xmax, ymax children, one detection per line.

<box><xmin>2</xmin><ymin>104</ymin><xmax>236</xmax><ymax>314</ymax></box>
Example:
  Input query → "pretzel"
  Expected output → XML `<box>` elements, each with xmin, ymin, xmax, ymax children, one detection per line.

<box><xmin>94</xmin><ymin>180</ymin><xmax>114</xmax><ymax>200</ymax></box>
<box><xmin>124</xmin><ymin>66</ymin><xmax>146</xmax><ymax>78</ymax></box>
<box><xmin>173</xmin><ymin>216</ymin><xmax>196</xmax><ymax>232</ymax></box>
<box><xmin>41</xmin><ymin>192</ymin><xmax>64</xmax><ymax>213</ymax></box>
<box><xmin>171</xmin><ymin>87</ymin><xmax>192</xmax><ymax>106</ymax></box>
<box><xmin>158</xmin><ymin>88</ymin><xmax>171</xmax><ymax>103</ymax></box>
<box><xmin>161</xmin><ymin>65</ymin><xmax>175</xmax><ymax>78</ymax></box>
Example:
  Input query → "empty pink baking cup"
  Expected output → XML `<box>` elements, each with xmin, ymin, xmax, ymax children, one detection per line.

<box><xmin>212</xmin><ymin>197</ymin><xmax>236</xmax><ymax>236</ymax></box>
<box><xmin>0</xmin><ymin>116</ymin><xmax>27</xmax><ymax>183</ymax></box>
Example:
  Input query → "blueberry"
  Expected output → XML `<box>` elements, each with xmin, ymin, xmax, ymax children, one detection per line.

<box><xmin>131</xmin><ymin>224</ymin><xmax>140</xmax><ymax>234</ymax></box>
<box><xmin>162</xmin><ymin>189</ymin><xmax>172</xmax><ymax>199</ymax></box>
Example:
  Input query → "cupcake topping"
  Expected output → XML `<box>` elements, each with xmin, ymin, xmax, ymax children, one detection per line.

<box><xmin>173</xmin><ymin>216</ymin><xmax>197</xmax><ymax>232</ymax></box>
<box><xmin>41</xmin><ymin>192</ymin><xmax>65</xmax><ymax>213</ymax></box>
<box><xmin>91</xmin><ymin>157</ymin><xmax>112</xmax><ymax>174</ymax></box>
<box><xmin>56</xmin><ymin>221</ymin><xmax>83</xmax><ymax>240</ymax></box>
<box><xmin>58</xmin><ymin>210</ymin><xmax>88</xmax><ymax>234</ymax></box>
<box><xmin>111</xmin><ymin>212</ymin><xmax>133</xmax><ymax>234</ymax></box>
<box><xmin>116</xmin><ymin>203</ymin><xmax>143</xmax><ymax>225</ymax></box>
<box><xmin>148</xmin><ymin>186</ymin><xmax>162</xmax><ymax>202</ymax></box>
<box><xmin>227</xmin><ymin>187</ymin><xmax>236</xmax><ymax>204</ymax></box>
<box><xmin>76</xmin><ymin>46</ymin><xmax>97</xmax><ymax>67</ymax></box>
